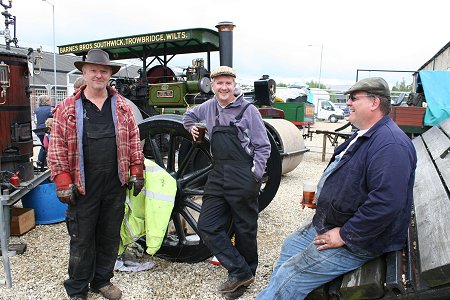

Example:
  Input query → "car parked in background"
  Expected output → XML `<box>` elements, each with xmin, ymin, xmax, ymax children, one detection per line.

<box><xmin>334</xmin><ymin>103</ymin><xmax>350</xmax><ymax>117</ymax></box>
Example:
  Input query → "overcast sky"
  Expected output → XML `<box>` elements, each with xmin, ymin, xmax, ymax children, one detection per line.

<box><xmin>6</xmin><ymin>0</ymin><xmax>449</xmax><ymax>89</ymax></box>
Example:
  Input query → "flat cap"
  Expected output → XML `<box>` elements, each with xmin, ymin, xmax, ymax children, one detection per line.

<box><xmin>210</xmin><ymin>66</ymin><xmax>236</xmax><ymax>79</ymax></box>
<box><xmin>344</xmin><ymin>77</ymin><xmax>390</xmax><ymax>97</ymax></box>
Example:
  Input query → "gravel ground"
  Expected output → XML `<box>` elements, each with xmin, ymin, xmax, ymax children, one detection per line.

<box><xmin>0</xmin><ymin>120</ymin><xmax>350</xmax><ymax>300</ymax></box>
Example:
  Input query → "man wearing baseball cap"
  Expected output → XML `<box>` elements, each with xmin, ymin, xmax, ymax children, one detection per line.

<box><xmin>257</xmin><ymin>77</ymin><xmax>417</xmax><ymax>299</ymax></box>
<box><xmin>183</xmin><ymin>66</ymin><xmax>271</xmax><ymax>298</ymax></box>
<box><xmin>48</xmin><ymin>49</ymin><xmax>144</xmax><ymax>300</ymax></box>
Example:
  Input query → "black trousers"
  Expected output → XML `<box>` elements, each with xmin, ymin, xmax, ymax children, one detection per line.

<box><xmin>64</xmin><ymin>164</ymin><xmax>125</xmax><ymax>297</ymax></box>
<box><xmin>198</xmin><ymin>163</ymin><xmax>260</xmax><ymax>279</ymax></box>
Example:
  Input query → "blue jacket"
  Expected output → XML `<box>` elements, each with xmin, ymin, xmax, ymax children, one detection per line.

<box><xmin>35</xmin><ymin>104</ymin><xmax>52</xmax><ymax>130</ymax></box>
<box><xmin>312</xmin><ymin>116</ymin><xmax>417</xmax><ymax>256</ymax></box>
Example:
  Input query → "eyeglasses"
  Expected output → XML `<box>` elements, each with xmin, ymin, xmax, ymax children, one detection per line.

<box><xmin>348</xmin><ymin>94</ymin><xmax>375</xmax><ymax>102</ymax></box>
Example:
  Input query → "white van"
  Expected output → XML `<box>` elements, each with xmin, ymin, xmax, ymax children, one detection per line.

<box><xmin>309</xmin><ymin>88</ymin><xmax>345</xmax><ymax>123</ymax></box>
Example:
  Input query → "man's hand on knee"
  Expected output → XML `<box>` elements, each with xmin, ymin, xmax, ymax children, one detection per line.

<box><xmin>313</xmin><ymin>227</ymin><xmax>344</xmax><ymax>250</ymax></box>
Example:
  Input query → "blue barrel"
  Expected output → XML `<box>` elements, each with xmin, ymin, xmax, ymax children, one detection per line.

<box><xmin>22</xmin><ymin>179</ymin><xmax>67</xmax><ymax>224</ymax></box>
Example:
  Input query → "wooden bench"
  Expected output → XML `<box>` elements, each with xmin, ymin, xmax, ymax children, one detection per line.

<box><xmin>411</xmin><ymin>117</ymin><xmax>450</xmax><ymax>287</ymax></box>
<box><xmin>308</xmin><ymin>117</ymin><xmax>450</xmax><ymax>299</ymax></box>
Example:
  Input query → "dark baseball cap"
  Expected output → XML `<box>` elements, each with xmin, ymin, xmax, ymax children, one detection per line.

<box><xmin>344</xmin><ymin>77</ymin><xmax>390</xmax><ymax>97</ymax></box>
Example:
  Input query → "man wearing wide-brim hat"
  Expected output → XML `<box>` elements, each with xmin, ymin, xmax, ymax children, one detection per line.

<box><xmin>183</xmin><ymin>66</ymin><xmax>271</xmax><ymax>299</ymax></box>
<box><xmin>48</xmin><ymin>49</ymin><xmax>144</xmax><ymax>300</ymax></box>
<box><xmin>257</xmin><ymin>77</ymin><xmax>417</xmax><ymax>299</ymax></box>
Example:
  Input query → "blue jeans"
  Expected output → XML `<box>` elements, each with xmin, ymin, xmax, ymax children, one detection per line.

<box><xmin>36</xmin><ymin>133</ymin><xmax>46</xmax><ymax>164</ymax></box>
<box><xmin>256</xmin><ymin>223</ymin><xmax>376</xmax><ymax>300</ymax></box>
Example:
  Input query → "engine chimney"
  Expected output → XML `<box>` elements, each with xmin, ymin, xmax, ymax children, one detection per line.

<box><xmin>215</xmin><ymin>21</ymin><xmax>235</xmax><ymax>68</ymax></box>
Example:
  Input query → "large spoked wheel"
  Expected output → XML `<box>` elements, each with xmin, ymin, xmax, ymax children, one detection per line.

<box><xmin>138</xmin><ymin>114</ymin><xmax>281</xmax><ymax>263</ymax></box>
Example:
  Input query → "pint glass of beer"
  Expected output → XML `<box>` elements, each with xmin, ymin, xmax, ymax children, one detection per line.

<box><xmin>195</xmin><ymin>123</ymin><xmax>207</xmax><ymax>143</ymax></box>
<box><xmin>302</xmin><ymin>179</ymin><xmax>317</xmax><ymax>209</ymax></box>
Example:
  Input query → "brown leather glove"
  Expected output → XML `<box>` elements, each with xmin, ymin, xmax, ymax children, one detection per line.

<box><xmin>54</xmin><ymin>172</ymin><xmax>78</xmax><ymax>205</ymax></box>
<box><xmin>128</xmin><ymin>164</ymin><xmax>144</xmax><ymax>197</ymax></box>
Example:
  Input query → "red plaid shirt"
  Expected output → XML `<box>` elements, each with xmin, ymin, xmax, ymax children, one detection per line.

<box><xmin>47</xmin><ymin>86</ymin><xmax>144</xmax><ymax>195</ymax></box>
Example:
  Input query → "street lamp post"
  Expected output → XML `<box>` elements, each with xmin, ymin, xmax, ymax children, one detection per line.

<box><xmin>42</xmin><ymin>0</ymin><xmax>57</xmax><ymax>104</ymax></box>
<box><xmin>308</xmin><ymin>44</ymin><xmax>323</xmax><ymax>89</ymax></box>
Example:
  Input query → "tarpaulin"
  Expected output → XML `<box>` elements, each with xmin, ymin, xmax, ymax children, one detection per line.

<box><xmin>417</xmin><ymin>71</ymin><xmax>450</xmax><ymax>126</ymax></box>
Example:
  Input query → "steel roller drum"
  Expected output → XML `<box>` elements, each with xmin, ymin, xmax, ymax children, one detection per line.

<box><xmin>263</xmin><ymin>118</ymin><xmax>308</xmax><ymax>174</ymax></box>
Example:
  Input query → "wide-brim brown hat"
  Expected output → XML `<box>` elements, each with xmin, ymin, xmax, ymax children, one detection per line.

<box><xmin>74</xmin><ymin>49</ymin><xmax>121</xmax><ymax>75</ymax></box>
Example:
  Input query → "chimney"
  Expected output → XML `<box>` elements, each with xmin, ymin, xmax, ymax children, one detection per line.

<box><xmin>215</xmin><ymin>21</ymin><xmax>235</xmax><ymax>67</ymax></box>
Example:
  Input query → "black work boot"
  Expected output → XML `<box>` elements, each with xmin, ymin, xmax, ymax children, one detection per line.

<box><xmin>222</xmin><ymin>286</ymin><xmax>248</xmax><ymax>299</ymax></box>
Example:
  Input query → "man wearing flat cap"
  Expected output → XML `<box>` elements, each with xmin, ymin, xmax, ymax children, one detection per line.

<box><xmin>183</xmin><ymin>66</ymin><xmax>271</xmax><ymax>298</ymax></box>
<box><xmin>48</xmin><ymin>49</ymin><xmax>144</xmax><ymax>300</ymax></box>
<box><xmin>257</xmin><ymin>77</ymin><xmax>417</xmax><ymax>299</ymax></box>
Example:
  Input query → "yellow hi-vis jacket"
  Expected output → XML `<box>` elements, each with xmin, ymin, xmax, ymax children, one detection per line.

<box><xmin>119</xmin><ymin>159</ymin><xmax>176</xmax><ymax>256</ymax></box>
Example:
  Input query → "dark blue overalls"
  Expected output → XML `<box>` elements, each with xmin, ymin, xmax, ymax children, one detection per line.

<box><xmin>64</xmin><ymin>94</ymin><xmax>126</xmax><ymax>297</ymax></box>
<box><xmin>198</xmin><ymin>103</ymin><xmax>261</xmax><ymax>279</ymax></box>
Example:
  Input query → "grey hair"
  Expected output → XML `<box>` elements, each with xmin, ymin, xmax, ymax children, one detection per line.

<box><xmin>73</xmin><ymin>76</ymin><xmax>86</xmax><ymax>89</ymax></box>
<box><xmin>38</xmin><ymin>95</ymin><xmax>51</xmax><ymax>105</ymax></box>
<box><xmin>367</xmin><ymin>93</ymin><xmax>391</xmax><ymax>115</ymax></box>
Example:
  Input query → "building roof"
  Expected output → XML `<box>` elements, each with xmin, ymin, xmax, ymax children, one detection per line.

<box><xmin>0</xmin><ymin>44</ymin><xmax>141</xmax><ymax>87</ymax></box>
<box><xmin>418</xmin><ymin>41</ymin><xmax>450</xmax><ymax>71</ymax></box>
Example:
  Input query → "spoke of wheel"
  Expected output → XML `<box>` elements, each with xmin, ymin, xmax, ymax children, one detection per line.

<box><xmin>149</xmin><ymin>136</ymin><xmax>164</xmax><ymax>168</ymax></box>
<box><xmin>177</xmin><ymin>143</ymin><xmax>196</xmax><ymax>175</ymax></box>
<box><xmin>184</xmin><ymin>197</ymin><xmax>202</xmax><ymax>212</ymax></box>
<box><xmin>179</xmin><ymin>208</ymin><xmax>201</xmax><ymax>237</ymax></box>
<box><xmin>182</xmin><ymin>188</ymin><xmax>204</xmax><ymax>196</ymax></box>
<box><xmin>166</xmin><ymin>133</ymin><xmax>177</xmax><ymax>173</ymax></box>
<box><xmin>172</xmin><ymin>213</ymin><xmax>187</xmax><ymax>245</ymax></box>
<box><xmin>177</xmin><ymin>145</ymin><xmax>212</xmax><ymax>183</ymax></box>
<box><xmin>178</xmin><ymin>164</ymin><xmax>213</xmax><ymax>188</ymax></box>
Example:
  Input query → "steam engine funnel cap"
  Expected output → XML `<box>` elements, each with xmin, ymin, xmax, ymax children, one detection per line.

<box><xmin>216</xmin><ymin>21</ymin><xmax>236</xmax><ymax>31</ymax></box>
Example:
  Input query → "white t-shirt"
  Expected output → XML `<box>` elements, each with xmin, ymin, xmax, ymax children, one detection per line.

<box><xmin>315</xmin><ymin>129</ymin><xmax>368</xmax><ymax>201</ymax></box>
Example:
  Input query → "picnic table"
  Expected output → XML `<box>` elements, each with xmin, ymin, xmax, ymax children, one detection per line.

<box><xmin>314</xmin><ymin>122</ymin><xmax>354</xmax><ymax>162</ymax></box>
